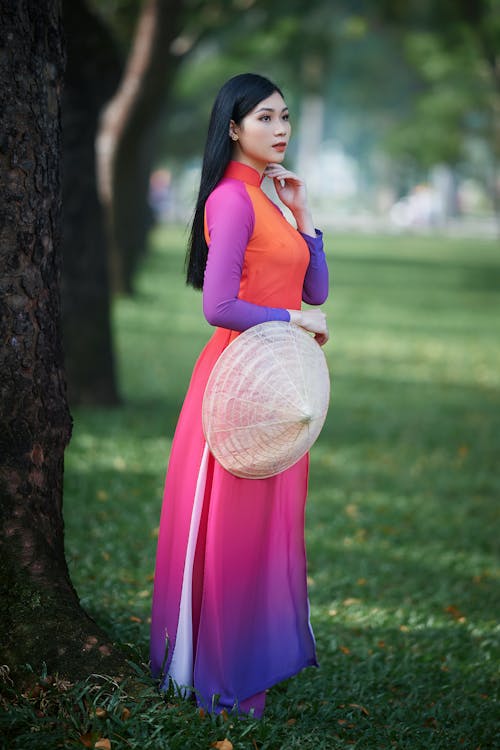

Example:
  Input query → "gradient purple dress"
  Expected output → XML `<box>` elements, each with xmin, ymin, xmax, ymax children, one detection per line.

<box><xmin>150</xmin><ymin>161</ymin><xmax>329</xmax><ymax>715</ymax></box>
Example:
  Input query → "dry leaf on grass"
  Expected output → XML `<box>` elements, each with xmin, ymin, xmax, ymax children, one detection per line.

<box><xmin>94</xmin><ymin>739</ymin><xmax>111</xmax><ymax>750</ymax></box>
<box><xmin>444</xmin><ymin>604</ymin><xmax>466</xmax><ymax>622</ymax></box>
<box><xmin>211</xmin><ymin>739</ymin><xmax>233</xmax><ymax>750</ymax></box>
<box><xmin>349</xmin><ymin>703</ymin><xmax>370</xmax><ymax>716</ymax></box>
<box><xmin>79</xmin><ymin>733</ymin><xmax>94</xmax><ymax>748</ymax></box>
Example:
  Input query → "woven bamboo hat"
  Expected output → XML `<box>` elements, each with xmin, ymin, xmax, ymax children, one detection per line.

<box><xmin>202</xmin><ymin>321</ymin><xmax>330</xmax><ymax>479</ymax></box>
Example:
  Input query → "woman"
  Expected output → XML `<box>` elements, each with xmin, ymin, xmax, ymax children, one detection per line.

<box><xmin>150</xmin><ymin>73</ymin><xmax>329</xmax><ymax>717</ymax></box>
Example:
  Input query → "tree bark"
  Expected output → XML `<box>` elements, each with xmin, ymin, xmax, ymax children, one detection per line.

<box><xmin>0</xmin><ymin>0</ymin><xmax>129</xmax><ymax>686</ymax></box>
<box><xmin>97</xmin><ymin>0</ymin><xmax>185</xmax><ymax>294</ymax></box>
<box><xmin>61</xmin><ymin>0</ymin><xmax>122</xmax><ymax>406</ymax></box>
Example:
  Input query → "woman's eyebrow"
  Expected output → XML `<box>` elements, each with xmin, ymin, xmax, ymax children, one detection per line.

<box><xmin>255</xmin><ymin>106</ymin><xmax>289</xmax><ymax>113</ymax></box>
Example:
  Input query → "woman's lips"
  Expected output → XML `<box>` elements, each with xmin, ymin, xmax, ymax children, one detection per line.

<box><xmin>272</xmin><ymin>143</ymin><xmax>287</xmax><ymax>152</ymax></box>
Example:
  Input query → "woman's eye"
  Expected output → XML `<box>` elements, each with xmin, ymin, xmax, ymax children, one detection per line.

<box><xmin>260</xmin><ymin>115</ymin><xmax>271</xmax><ymax>122</ymax></box>
<box><xmin>283</xmin><ymin>114</ymin><xmax>290</xmax><ymax>121</ymax></box>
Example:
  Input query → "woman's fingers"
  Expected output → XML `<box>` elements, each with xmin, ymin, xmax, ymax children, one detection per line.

<box><xmin>264</xmin><ymin>164</ymin><xmax>302</xmax><ymax>184</ymax></box>
<box><xmin>314</xmin><ymin>331</ymin><xmax>329</xmax><ymax>346</ymax></box>
<box><xmin>287</xmin><ymin>309</ymin><xmax>329</xmax><ymax>345</ymax></box>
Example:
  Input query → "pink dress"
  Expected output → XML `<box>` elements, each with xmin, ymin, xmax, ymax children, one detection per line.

<box><xmin>150</xmin><ymin>161</ymin><xmax>329</xmax><ymax>715</ymax></box>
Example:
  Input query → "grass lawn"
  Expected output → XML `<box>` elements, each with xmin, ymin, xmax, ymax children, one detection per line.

<box><xmin>4</xmin><ymin>227</ymin><xmax>500</xmax><ymax>749</ymax></box>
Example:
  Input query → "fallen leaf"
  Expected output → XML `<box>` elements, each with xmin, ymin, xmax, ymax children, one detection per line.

<box><xmin>340</xmin><ymin>646</ymin><xmax>351</xmax><ymax>655</ymax></box>
<box><xmin>287</xmin><ymin>718</ymin><xmax>297</xmax><ymax>725</ymax></box>
<box><xmin>129</xmin><ymin>616</ymin><xmax>142</xmax><ymax>623</ymax></box>
<box><xmin>79</xmin><ymin>733</ymin><xmax>96</xmax><ymax>748</ymax></box>
<box><xmin>349</xmin><ymin>703</ymin><xmax>369</xmax><ymax>716</ymax></box>
<box><xmin>95</xmin><ymin>707</ymin><xmax>107</xmax><ymax>718</ymax></box>
<box><xmin>444</xmin><ymin>605</ymin><xmax>466</xmax><ymax>622</ymax></box>
<box><xmin>94</xmin><ymin>740</ymin><xmax>111</xmax><ymax>750</ymax></box>
<box><xmin>342</xmin><ymin>598</ymin><xmax>360</xmax><ymax>606</ymax></box>
<box><xmin>356</xmin><ymin>578</ymin><xmax>367</xmax><ymax>586</ymax></box>
<box><xmin>211</xmin><ymin>740</ymin><xmax>233</xmax><ymax>750</ymax></box>
<box><xmin>27</xmin><ymin>684</ymin><xmax>42</xmax><ymax>699</ymax></box>
<box><xmin>121</xmin><ymin>707</ymin><xmax>131</xmax><ymax>721</ymax></box>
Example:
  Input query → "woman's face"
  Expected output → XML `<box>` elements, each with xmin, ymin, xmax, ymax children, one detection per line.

<box><xmin>230</xmin><ymin>90</ymin><xmax>291</xmax><ymax>173</ymax></box>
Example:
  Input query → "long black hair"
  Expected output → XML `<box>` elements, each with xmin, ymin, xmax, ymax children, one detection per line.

<box><xmin>185</xmin><ymin>73</ymin><xmax>283</xmax><ymax>289</ymax></box>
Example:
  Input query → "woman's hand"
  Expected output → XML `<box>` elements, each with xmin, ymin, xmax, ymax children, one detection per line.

<box><xmin>287</xmin><ymin>308</ymin><xmax>329</xmax><ymax>346</ymax></box>
<box><xmin>264</xmin><ymin>164</ymin><xmax>315</xmax><ymax>235</ymax></box>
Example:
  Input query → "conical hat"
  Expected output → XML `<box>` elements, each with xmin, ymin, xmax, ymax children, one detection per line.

<box><xmin>202</xmin><ymin>321</ymin><xmax>330</xmax><ymax>479</ymax></box>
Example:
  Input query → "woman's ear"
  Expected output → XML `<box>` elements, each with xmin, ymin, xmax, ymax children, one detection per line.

<box><xmin>229</xmin><ymin>120</ymin><xmax>239</xmax><ymax>141</ymax></box>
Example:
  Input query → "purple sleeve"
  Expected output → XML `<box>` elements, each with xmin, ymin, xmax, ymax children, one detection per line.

<box><xmin>202</xmin><ymin>180</ymin><xmax>291</xmax><ymax>331</ymax></box>
<box><xmin>300</xmin><ymin>229</ymin><xmax>329</xmax><ymax>304</ymax></box>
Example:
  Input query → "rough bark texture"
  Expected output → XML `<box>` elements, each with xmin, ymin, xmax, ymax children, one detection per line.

<box><xmin>0</xmin><ymin>0</ymin><xmax>129</xmax><ymax>686</ymax></box>
<box><xmin>97</xmin><ymin>0</ymin><xmax>185</xmax><ymax>294</ymax></box>
<box><xmin>61</xmin><ymin>0</ymin><xmax>121</xmax><ymax>406</ymax></box>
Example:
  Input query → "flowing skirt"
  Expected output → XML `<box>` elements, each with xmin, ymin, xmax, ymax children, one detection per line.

<box><xmin>150</xmin><ymin>327</ymin><xmax>317</xmax><ymax>713</ymax></box>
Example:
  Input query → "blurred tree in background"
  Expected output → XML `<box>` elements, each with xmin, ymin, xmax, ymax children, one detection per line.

<box><xmin>159</xmin><ymin>0</ymin><xmax>499</xmax><ymax>217</ymax></box>
<box><xmin>62</xmin><ymin>0</ymin><xmax>122</xmax><ymax>406</ymax></box>
<box><xmin>97</xmin><ymin>0</ymin><xmax>185</xmax><ymax>295</ymax></box>
<box><xmin>381</xmin><ymin>0</ymin><xmax>500</xmax><ymax>220</ymax></box>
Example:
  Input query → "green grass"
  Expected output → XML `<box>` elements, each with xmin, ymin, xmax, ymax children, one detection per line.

<box><xmin>3</xmin><ymin>228</ymin><xmax>499</xmax><ymax>749</ymax></box>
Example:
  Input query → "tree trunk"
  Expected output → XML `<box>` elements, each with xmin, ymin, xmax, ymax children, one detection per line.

<box><xmin>0</xmin><ymin>0</ymin><xmax>129</xmax><ymax>686</ymax></box>
<box><xmin>61</xmin><ymin>0</ymin><xmax>122</xmax><ymax>406</ymax></box>
<box><xmin>295</xmin><ymin>55</ymin><xmax>326</xmax><ymax>203</ymax></box>
<box><xmin>97</xmin><ymin>0</ymin><xmax>185</xmax><ymax>294</ymax></box>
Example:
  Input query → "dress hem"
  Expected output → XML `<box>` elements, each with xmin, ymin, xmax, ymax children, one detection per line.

<box><xmin>195</xmin><ymin>655</ymin><xmax>319</xmax><ymax>711</ymax></box>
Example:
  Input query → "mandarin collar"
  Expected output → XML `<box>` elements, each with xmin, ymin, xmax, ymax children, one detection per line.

<box><xmin>223</xmin><ymin>160</ymin><xmax>263</xmax><ymax>187</ymax></box>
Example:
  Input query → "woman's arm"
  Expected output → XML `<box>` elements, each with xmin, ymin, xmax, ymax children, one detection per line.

<box><xmin>203</xmin><ymin>181</ymin><xmax>290</xmax><ymax>331</ymax></box>
<box><xmin>300</xmin><ymin>229</ymin><xmax>329</xmax><ymax>304</ymax></box>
